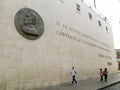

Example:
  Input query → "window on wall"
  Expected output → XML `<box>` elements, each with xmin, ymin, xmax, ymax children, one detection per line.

<box><xmin>88</xmin><ymin>12</ymin><xmax>92</xmax><ymax>20</ymax></box>
<box><xmin>98</xmin><ymin>20</ymin><xmax>101</xmax><ymax>27</ymax></box>
<box><xmin>76</xmin><ymin>4</ymin><xmax>80</xmax><ymax>12</ymax></box>
<box><xmin>106</xmin><ymin>26</ymin><xmax>108</xmax><ymax>32</ymax></box>
<box><xmin>59</xmin><ymin>0</ymin><xmax>64</xmax><ymax>4</ymax></box>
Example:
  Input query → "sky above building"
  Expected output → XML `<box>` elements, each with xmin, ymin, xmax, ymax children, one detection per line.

<box><xmin>84</xmin><ymin>0</ymin><xmax>120</xmax><ymax>49</ymax></box>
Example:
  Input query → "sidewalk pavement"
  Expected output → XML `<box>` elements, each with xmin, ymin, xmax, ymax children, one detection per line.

<box><xmin>32</xmin><ymin>72</ymin><xmax>120</xmax><ymax>90</ymax></box>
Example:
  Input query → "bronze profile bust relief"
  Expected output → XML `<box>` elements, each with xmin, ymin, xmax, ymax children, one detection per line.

<box><xmin>14</xmin><ymin>8</ymin><xmax>44</xmax><ymax>40</ymax></box>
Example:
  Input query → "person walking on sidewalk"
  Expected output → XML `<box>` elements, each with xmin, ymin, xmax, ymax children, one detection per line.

<box><xmin>71</xmin><ymin>66</ymin><xmax>77</xmax><ymax>84</ymax></box>
<box><xmin>99</xmin><ymin>68</ymin><xmax>104</xmax><ymax>81</ymax></box>
<box><xmin>104</xmin><ymin>68</ymin><xmax>108</xmax><ymax>82</ymax></box>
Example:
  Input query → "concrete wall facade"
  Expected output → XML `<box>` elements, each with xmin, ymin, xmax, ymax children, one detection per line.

<box><xmin>0</xmin><ymin>0</ymin><xmax>118</xmax><ymax>90</ymax></box>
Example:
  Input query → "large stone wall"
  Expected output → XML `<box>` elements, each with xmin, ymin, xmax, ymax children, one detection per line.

<box><xmin>0</xmin><ymin>0</ymin><xmax>118</xmax><ymax>90</ymax></box>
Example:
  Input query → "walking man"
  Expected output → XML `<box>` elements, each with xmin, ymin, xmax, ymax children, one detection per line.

<box><xmin>104</xmin><ymin>68</ymin><xmax>108</xmax><ymax>82</ymax></box>
<box><xmin>71</xmin><ymin>66</ymin><xmax>77</xmax><ymax>84</ymax></box>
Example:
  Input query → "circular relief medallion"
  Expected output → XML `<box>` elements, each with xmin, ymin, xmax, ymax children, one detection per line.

<box><xmin>14</xmin><ymin>8</ymin><xmax>44</xmax><ymax>40</ymax></box>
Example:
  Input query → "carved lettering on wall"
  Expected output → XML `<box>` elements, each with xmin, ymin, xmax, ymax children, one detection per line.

<box><xmin>56</xmin><ymin>21</ymin><xmax>112</xmax><ymax>60</ymax></box>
